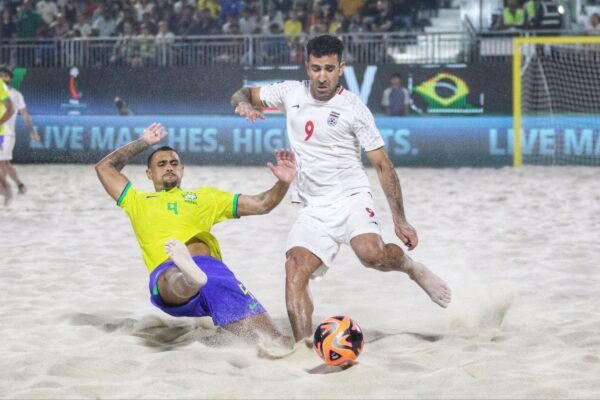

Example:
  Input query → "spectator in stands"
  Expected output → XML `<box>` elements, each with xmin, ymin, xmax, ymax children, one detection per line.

<box><xmin>328</xmin><ymin>10</ymin><xmax>345</xmax><ymax>33</ymax></box>
<box><xmin>187</xmin><ymin>9</ymin><xmax>218</xmax><ymax>35</ymax></box>
<box><xmin>63</xmin><ymin>0</ymin><xmax>79</xmax><ymax>25</ymax></box>
<box><xmin>156</xmin><ymin>20</ymin><xmax>175</xmax><ymax>65</ymax></box>
<box><xmin>347</xmin><ymin>12</ymin><xmax>365</xmax><ymax>33</ymax></box>
<box><xmin>51</xmin><ymin>12</ymin><xmax>71</xmax><ymax>38</ymax></box>
<box><xmin>15</xmin><ymin>2</ymin><xmax>43</xmax><ymax>39</ymax></box>
<box><xmin>175</xmin><ymin>5</ymin><xmax>195</xmax><ymax>35</ymax></box>
<box><xmin>1</xmin><ymin>9</ymin><xmax>16</xmax><ymax>39</ymax></box>
<box><xmin>221</xmin><ymin>0</ymin><xmax>242</xmax><ymax>21</ymax></box>
<box><xmin>283</xmin><ymin>9</ymin><xmax>303</xmax><ymax>40</ymax></box>
<box><xmin>71</xmin><ymin>12</ymin><xmax>92</xmax><ymax>37</ymax></box>
<box><xmin>338</xmin><ymin>0</ymin><xmax>364</xmax><ymax>19</ymax></box>
<box><xmin>372</xmin><ymin>0</ymin><xmax>396</xmax><ymax>32</ymax></box>
<box><xmin>238</xmin><ymin>8</ymin><xmax>258</xmax><ymax>34</ymax></box>
<box><xmin>141</xmin><ymin>12</ymin><xmax>158</xmax><ymax>34</ymax></box>
<box><xmin>382</xmin><ymin>73</ymin><xmax>411</xmax><ymax>116</ymax></box>
<box><xmin>92</xmin><ymin>7</ymin><xmax>118</xmax><ymax>37</ymax></box>
<box><xmin>261</xmin><ymin>5</ymin><xmax>283</xmax><ymax>34</ymax></box>
<box><xmin>523</xmin><ymin>0</ymin><xmax>539</xmax><ymax>27</ymax></box>
<box><xmin>36</xmin><ymin>0</ymin><xmax>59</xmax><ymax>25</ymax></box>
<box><xmin>196</xmin><ymin>0</ymin><xmax>221</xmax><ymax>20</ymax></box>
<box><xmin>586</xmin><ymin>12</ymin><xmax>600</xmax><ymax>34</ymax></box>
<box><xmin>136</xmin><ymin>23</ymin><xmax>156</xmax><ymax>66</ymax></box>
<box><xmin>305</xmin><ymin>0</ymin><xmax>328</xmax><ymax>33</ymax></box>
<box><xmin>392</xmin><ymin>0</ymin><xmax>414</xmax><ymax>30</ymax></box>
<box><xmin>110</xmin><ymin>21</ymin><xmax>138</xmax><ymax>65</ymax></box>
<box><xmin>499</xmin><ymin>0</ymin><xmax>524</xmax><ymax>30</ymax></box>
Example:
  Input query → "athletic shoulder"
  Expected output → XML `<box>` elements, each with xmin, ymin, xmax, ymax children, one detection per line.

<box><xmin>339</xmin><ymin>89</ymin><xmax>374</xmax><ymax>121</ymax></box>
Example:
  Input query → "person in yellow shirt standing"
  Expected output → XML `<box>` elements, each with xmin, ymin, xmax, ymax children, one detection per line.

<box><xmin>0</xmin><ymin>76</ymin><xmax>14</xmax><ymax>206</ymax></box>
<box><xmin>95</xmin><ymin>123</ymin><xmax>297</xmax><ymax>342</ymax></box>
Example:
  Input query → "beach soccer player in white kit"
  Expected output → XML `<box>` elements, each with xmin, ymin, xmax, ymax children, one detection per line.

<box><xmin>231</xmin><ymin>34</ymin><xmax>452</xmax><ymax>342</ymax></box>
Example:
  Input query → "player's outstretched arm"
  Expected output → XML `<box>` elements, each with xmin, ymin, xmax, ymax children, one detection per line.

<box><xmin>231</xmin><ymin>87</ymin><xmax>266</xmax><ymax>122</ymax></box>
<box><xmin>237</xmin><ymin>149</ymin><xmax>296</xmax><ymax>216</ymax></box>
<box><xmin>95</xmin><ymin>123</ymin><xmax>167</xmax><ymax>201</ymax></box>
<box><xmin>367</xmin><ymin>147</ymin><xmax>419</xmax><ymax>250</ymax></box>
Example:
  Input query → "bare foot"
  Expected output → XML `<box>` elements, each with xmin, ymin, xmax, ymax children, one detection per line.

<box><xmin>410</xmin><ymin>262</ymin><xmax>452</xmax><ymax>308</ymax></box>
<box><xmin>165</xmin><ymin>238</ymin><xmax>207</xmax><ymax>287</ymax></box>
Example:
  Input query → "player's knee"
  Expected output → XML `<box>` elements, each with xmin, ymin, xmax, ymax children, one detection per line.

<box><xmin>285</xmin><ymin>255</ymin><xmax>312</xmax><ymax>288</ymax></box>
<box><xmin>356</xmin><ymin>245</ymin><xmax>386</xmax><ymax>270</ymax></box>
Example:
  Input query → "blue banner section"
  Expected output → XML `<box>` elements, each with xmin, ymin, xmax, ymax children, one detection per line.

<box><xmin>12</xmin><ymin>116</ymin><xmax>600</xmax><ymax>167</ymax></box>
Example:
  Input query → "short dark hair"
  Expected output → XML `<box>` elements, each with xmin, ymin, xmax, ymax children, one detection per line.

<box><xmin>392</xmin><ymin>73</ymin><xmax>402</xmax><ymax>80</ymax></box>
<box><xmin>0</xmin><ymin>65</ymin><xmax>13</xmax><ymax>79</ymax></box>
<box><xmin>147</xmin><ymin>145</ymin><xmax>178</xmax><ymax>167</ymax></box>
<box><xmin>306</xmin><ymin>35</ymin><xmax>343</xmax><ymax>62</ymax></box>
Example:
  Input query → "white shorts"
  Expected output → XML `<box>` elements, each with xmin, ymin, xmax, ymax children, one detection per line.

<box><xmin>286</xmin><ymin>191</ymin><xmax>382</xmax><ymax>278</ymax></box>
<box><xmin>0</xmin><ymin>135</ymin><xmax>15</xmax><ymax>161</ymax></box>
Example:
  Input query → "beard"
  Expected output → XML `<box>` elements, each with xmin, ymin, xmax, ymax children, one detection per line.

<box><xmin>162</xmin><ymin>179</ymin><xmax>178</xmax><ymax>190</ymax></box>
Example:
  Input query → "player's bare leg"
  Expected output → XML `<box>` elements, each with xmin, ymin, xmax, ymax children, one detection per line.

<box><xmin>0</xmin><ymin>166</ymin><xmax>12</xmax><ymax>206</ymax></box>
<box><xmin>285</xmin><ymin>247</ymin><xmax>323</xmax><ymax>342</ymax></box>
<box><xmin>351</xmin><ymin>233</ymin><xmax>452</xmax><ymax>308</ymax></box>
<box><xmin>2</xmin><ymin>161</ymin><xmax>26</xmax><ymax>194</ymax></box>
<box><xmin>156</xmin><ymin>239</ymin><xmax>208</xmax><ymax>306</ymax></box>
<box><xmin>165</xmin><ymin>238</ymin><xmax>208</xmax><ymax>287</ymax></box>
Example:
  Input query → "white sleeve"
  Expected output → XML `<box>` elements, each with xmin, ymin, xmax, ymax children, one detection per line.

<box><xmin>259</xmin><ymin>80</ymin><xmax>300</xmax><ymax>112</ymax></box>
<box><xmin>352</xmin><ymin>100</ymin><xmax>385</xmax><ymax>152</ymax></box>
<box><xmin>381</xmin><ymin>88</ymin><xmax>390</xmax><ymax>107</ymax></box>
<box><xmin>15</xmin><ymin>91</ymin><xmax>26</xmax><ymax>111</ymax></box>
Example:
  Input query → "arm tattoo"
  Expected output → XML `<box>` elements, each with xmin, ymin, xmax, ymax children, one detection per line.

<box><xmin>105</xmin><ymin>139</ymin><xmax>150</xmax><ymax>171</ymax></box>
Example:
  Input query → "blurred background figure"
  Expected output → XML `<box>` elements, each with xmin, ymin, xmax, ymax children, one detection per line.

<box><xmin>381</xmin><ymin>73</ymin><xmax>411</xmax><ymax>116</ymax></box>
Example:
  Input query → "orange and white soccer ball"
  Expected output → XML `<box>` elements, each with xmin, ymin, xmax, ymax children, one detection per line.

<box><xmin>313</xmin><ymin>316</ymin><xmax>364</xmax><ymax>367</ymax></box>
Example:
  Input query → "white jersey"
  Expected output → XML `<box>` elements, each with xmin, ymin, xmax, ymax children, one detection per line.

<box><xmin>5</xmin><ymin>88</ymin><xmax>26</xmax><ymax>137</ymax></box>
<box><xmin>260</xmin><ymin>80</ymin><xmax>384</xmax><ymax>206</ymax></box>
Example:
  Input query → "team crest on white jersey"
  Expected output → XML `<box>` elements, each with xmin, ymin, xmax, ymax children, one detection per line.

<box><xmin>327</xmin><ymin>111</ymin><xmax>340</xmax><ymax>127</ymax></box>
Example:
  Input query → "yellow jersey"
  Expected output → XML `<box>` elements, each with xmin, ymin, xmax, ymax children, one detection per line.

<box><xmin>118</xmin><ymin>182</ymin><xmax>240</xmax><ymax>273</ymax></box>
<box><xmin>0</xmin><ymin>80</ymin><xmax>10</xmax><ymax>136</ymax></box>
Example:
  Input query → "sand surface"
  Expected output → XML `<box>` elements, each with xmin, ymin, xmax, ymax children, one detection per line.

<box><xmin>1</xmin><ymin>164</ymin><xmax>599</xmax><ymax>399</ymax></box>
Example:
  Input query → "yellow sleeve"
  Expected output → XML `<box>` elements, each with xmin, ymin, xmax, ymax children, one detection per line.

<box><xmin>197</xmin><ymin>187</ymin><xmax>240</xmax><ymax>224</ymax></box>
<box><xmin>0</xmin><ymin>81</ymin><xmax>9</xmax><ymax>102</ymax></box>
<box><xmin>117</xmin><ymin>182</ymin><xmax>139</xmax><ymax>214</ymax></box>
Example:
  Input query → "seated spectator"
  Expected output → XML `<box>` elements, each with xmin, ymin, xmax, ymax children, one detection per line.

<box><xmin>238</xmin><ymin>8</ymin><xmax>259</xmax><ymax>34</ymax></box>
<box><xmin>283</xmin><ymin>9</ymin><xmax>303</xmax><ymax>40</ymax></box>
<box><xmin>71</xmin><ymin>12</ymin><xmax>92</xmax><ymax>37</ymax></box>
<box><xmin>499</xmin><ymin>0</ymin><xmax>524</xmax><ymax>30</ymax></box>
<box><xmin>50</xmin><ymin>12</ymin><xmax>71</xmax><ymax>38</ymax></box>
<box><xmin>338</xmin><ymin>0</ymin><xmax>364</xmax><ymax>19</ymax></box>
<box><xmin>261</xmin><ymin>6</ymin><xmax>283</xmax><ymax>34</ymax></box>
<box><xmin>372</xmin><ymin>0</ymin><xmax>396</xmax><ymax>32</ymax></box>
<box><xmin>110</xmin><ymin>21</ymin><xmax>138</xmax><ymax>66</ymax></box>
<box><xmin>187</xmin><ymin>9</ymin><xmax>218</xmax><ymax>35</ymax></box>
<box><xmin>1</xmin><ymin>9</ymin><xmax>16</xmax><ymax>40</ymax></box>
<box><xmin>92</xmin><ymin>8</ymin><xmax>117</xmax><ymax>37</ymax></box>
<box><xmin>175</xmin><ymin>5</ymin><xmax>195</xmax><ymax>35</ymax></box>
<box><xmin>196</xmin><ymin>0</ymin><xmax>221</xmax><ymax>20</ymax></box>
<box><xmin>222</xmin><ymin>15</ymin><xmax>238</xmax><ymax>33</ymax></box>
<box><xmin>15</xmin><ymin>2</ymin><xmax>44</xmax><ymax>39</ymax></box>
<box><xmin>392</xmin><ymin>0</ymin><xmax>414</xmax><ymax>30</ymax></box>
<box><xmin>63</xmin><ymin>0</ymin><xmax>79</xmax><ymax>25</ymax></box>
<box><xmin>523</xmin><ymin>0</ymin><xmax>539</xmax><ymax>27</ymax></box>
<box><xmin>586</xmin><ymin>12</ymin><xmax>600</xmax><ymax>35</ymax></box>
<box><xmin>135</xmin><ymin>23</ymin><xmax>156</xmax><ymax>66</ymax></box>
<box><xmin>328</xmin><ymin>11</ymin><xmax>345</xmax><ymax>33</ymax></box>
<box><xmin>36</xmin><ymin>0</ymin><xmax>59</xmax><ymax>25</ymax></box>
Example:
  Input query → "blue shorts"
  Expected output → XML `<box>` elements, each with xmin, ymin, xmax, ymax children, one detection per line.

<box><xmin>149</xmin><ymin>255</ymin><xmax>267</xmax><ymax>326</ymax></box>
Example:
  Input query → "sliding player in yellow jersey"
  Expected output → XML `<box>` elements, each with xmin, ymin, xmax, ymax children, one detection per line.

<box><xmin>95</xmin><ymin>123</ymin><xmax>296</xmax><ymax>341</ymax></box>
